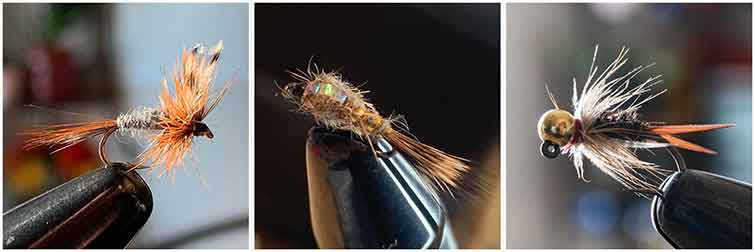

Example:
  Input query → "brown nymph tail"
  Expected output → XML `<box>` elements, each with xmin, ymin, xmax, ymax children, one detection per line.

<box><xmin>383</xmin><ymin>128</ymin><xmax>472</xmax><ymax>196</ymax></box>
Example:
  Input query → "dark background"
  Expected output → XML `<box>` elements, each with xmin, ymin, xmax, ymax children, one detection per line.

<box><xmin>255</xmin><ymin>4</ymin><xmax>500</xmax><ymax>248</ymax></box>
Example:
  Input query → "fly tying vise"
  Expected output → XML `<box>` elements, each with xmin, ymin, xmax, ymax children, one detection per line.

<box><xmin>537</xmin><ymin>45</ymin><xmax>734</xmax><ymax>195</ymax></box>
<box><xmin>23</xmin><ymin>41</ymin><xmax>231</xmax><ymax>177</ymax></box>
<box><xmin>279</xmin><ymin>64</ymin><xmax>472</xmax><ymax>195</ymax></box>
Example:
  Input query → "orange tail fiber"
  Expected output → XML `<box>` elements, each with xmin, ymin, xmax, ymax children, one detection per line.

<box><xmin>384</xmin><ymin>129</ymin><xmax>471</xmax><ymax>195</ymax></box>
<box><xmin>22</xmin><ymin>120</ymin><xmax>117</xmax><ymax>153</ymax></box>
<box><xmin>650</xmin><ymin>123</ymin><xmax>735</xmax><ymax>155</ymax></box>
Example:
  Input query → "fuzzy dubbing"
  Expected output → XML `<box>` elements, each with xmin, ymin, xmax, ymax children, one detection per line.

<box><xmin>116</xmin><ymin>107</ymin><xmax>163</xmax><ymax>132</ymax></box>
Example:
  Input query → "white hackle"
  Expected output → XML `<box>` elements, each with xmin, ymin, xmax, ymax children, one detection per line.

<box><xmin>567</xmin><ymin>45</ymin><xmax>673</xmax><ymax>192</ymax></box>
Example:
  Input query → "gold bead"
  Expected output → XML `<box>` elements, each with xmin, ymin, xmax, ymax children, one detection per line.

<box><xmin>537</xmin><ymin>109</ymin><xmax>576</xmax><ymax>146</ymax></box>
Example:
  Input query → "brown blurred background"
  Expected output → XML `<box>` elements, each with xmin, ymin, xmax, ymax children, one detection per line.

<box><xmin>507</xmin><ymin>3</ymin><xmax>751</xmax><ymax>249</ymax></box>
<box><xmin>3</xmin><ymin>3</ymin><xmax>249</xmax><ymax>248</ymax></box>
<box><xmin>255</xmin><ymin>3</ymin><xmax>500</xmax><ymax>249</ymax></box>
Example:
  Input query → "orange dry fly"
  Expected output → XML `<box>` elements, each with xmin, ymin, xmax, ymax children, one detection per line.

<box><xmin>279</xmin><ymin>64</ymin><xmax>472</xmax><ymax>194</ymax></box>
<box><xmin>23</xmin><ymin>41</ymin><xmax>231</xmax><ymax>177</ymax></box>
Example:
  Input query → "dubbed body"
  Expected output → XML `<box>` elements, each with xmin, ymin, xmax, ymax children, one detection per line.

<box><xmin>280</xmin><ymin>66</ymin><xmax>470</xmax><ymax>194</ymax></box>
<box><xmin>297</xmin><ymin>74</ymin><xmax>389</xmax><ymax>138</ymax></box>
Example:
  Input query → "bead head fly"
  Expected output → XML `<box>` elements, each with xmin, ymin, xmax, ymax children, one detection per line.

<box><xmin>537</xmin><ymin>45</ymin><xmax>734</xmax><ymax>195</ymax></box>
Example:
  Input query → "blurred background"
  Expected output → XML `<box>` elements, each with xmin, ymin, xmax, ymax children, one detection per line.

<box><xmin>507</xmin><ymin>3</ymin><xmax>751</xmax><ymax>249</ymax></box>
<box><xmin>255</xmin><ymin>4</ymin><xmax>500</xmax><ymax>249</ymax></box>
<box><xmin>3</xmin><ymin>3</ymin><xmax>249</xmax><ymax>248</ymax></box>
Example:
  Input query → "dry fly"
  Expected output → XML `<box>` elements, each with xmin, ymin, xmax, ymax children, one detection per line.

<box><xmin>23</xmin><ymin>41</ymin><xmax>231</xmax><ymax>177</ymax></box>
<box><xmin>279</xmin><ymin>64</ymin><xmax>472</xmax><ymax>195</ymax></box>
<box><xmin>537</xmin><ymin>45</ymin><xmax>733</xmax><ymax>196</ymax></box>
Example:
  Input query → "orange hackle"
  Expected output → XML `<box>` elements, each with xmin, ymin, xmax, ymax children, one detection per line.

<box><xmin>136</xmin><ymin>41</ymin><xmax>230</xmax><ymax>176</ymax></box>
<box><xmin>650</xmin><ymin>124</ymin><xmax>735</xmax><ymax>154</ymax></box>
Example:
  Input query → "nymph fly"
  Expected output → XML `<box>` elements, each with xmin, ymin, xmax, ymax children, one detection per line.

<box><xmin>537</xmin><ymin>45</ymin><xmax>733</xmax><ymax>194</ymax></box>
<box><xmin>279</xmin><ymin>64</ymin><xmax>472</xmax><ymax>195</ymax></box>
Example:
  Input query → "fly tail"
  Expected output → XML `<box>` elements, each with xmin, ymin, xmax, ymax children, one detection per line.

<box><xmin>650</xmin><ymin>123</ymin><xmax>734</xmax><ymax>135</ymax></box>
<box><xmin>657</xmin><ymin>134</ymin><xmax>716</xmax><ymax>155</ymax></box>
<box><xmin>384</xmin><ymin>129</ymin><xmax>472</xmax><ymax>196</ymax></box>
<box><xmin>650</xmin><ymin>123</ymin><xmax>734</xmax><ymax>155</ymax></box>
<box><xmin>22</xmin><ymin>120</ymin><xmax>118</xmax><ymax>154</ymax></box>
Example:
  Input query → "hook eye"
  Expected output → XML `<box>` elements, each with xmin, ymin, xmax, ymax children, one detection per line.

<box><xmin>541</xmin><ymin>140</ymin><xmax>560</xmax><ymax>159</ymax></box>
